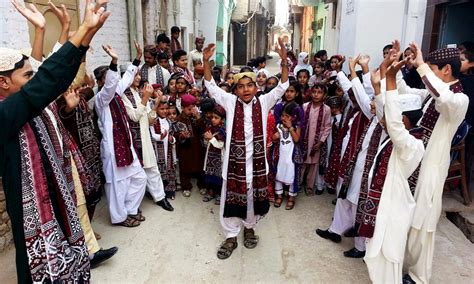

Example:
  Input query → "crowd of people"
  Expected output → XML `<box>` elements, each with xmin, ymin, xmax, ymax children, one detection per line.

<box><xmin>0</xmin><ymin>0</ymin><xmax>473</xmax><ymax>283</ymax></box>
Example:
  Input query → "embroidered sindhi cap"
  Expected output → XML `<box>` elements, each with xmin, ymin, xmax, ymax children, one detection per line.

<box><xmin>326</xmin><ymin>96</ymin><xmax>343</xmax><ymax>107</ymax></box>
<box><xmin>233</xmin><ymin>72</ymin><xmax>257</xmax><ymax>83</ymax></box>
<box><xmin>426</xmin><ymin>48</ymin><xmax>460</xmax><ymax>65</ymax></box>
<box><xmin>181</xmin><ymin>93</ymin><xmax>197</xmax><ymax>107</ymax></box>
<box><xmin>0</xmin><ymin>48</ymin><xmax>24</xmax><ymax>72</ymax></box>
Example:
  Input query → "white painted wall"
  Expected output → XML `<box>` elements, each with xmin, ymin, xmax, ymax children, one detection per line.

<box><xmin>0</xmin><ymin>0</ymin><xmax>34</xmax><ymax>50</ymax></box>
<box><xmin>198</xmin><ymin>0</ymin><xmax>218</xmax><ymax>50</ymax></box>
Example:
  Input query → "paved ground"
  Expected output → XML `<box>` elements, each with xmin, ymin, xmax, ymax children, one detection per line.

<box><xmin>1</xmin><ymin>190</ymin><xmax>473</xmax><ymax>283</ymax></box>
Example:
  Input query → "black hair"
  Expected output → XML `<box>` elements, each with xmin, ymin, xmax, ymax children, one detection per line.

<box><xmin>93</xmin><ymin>65</ymin><xmax>109</xmax><ymax>81</ymax></box>
<box><xmin>296</xmin><ymin>69</ymin><xmax>310</xmax><ymax>79</ymax></box>
<box><xmin>427</xmin><ymin>58</ymin><xmax>462</xmax><ymax>79</ymax></box>
<box><xmin>312</xmin><ymin>82</ymin><xmax>327</xmax><ymax>94</ymax></box>
<box><xmin>144</xmin><ymin>45</ymin><xmax>158</xmax><ymax>57</ymax></box>
<box><xmin>175</xmin><ymin>76</ymin><xmax>191</xmax><ymax>88</ymax></box>
<box><xmin>157</xmin><ymin>52</ymin><xmax>169</xmax><ymax>61</ymax></box>
<box><xmin>284</xmin><ymin>81</ymin><xmax>303</xmax><ymax>105</ymax></box>
<box><xmin>172</xmin><ymin>50</ymin><xmax>187</xmax><ymax>62</ymax></box>
<box><xmin>200</xmin><ymin>97</ymin><xmax>215</xmax><ymax>112</ymax></box>
<box><xmin>0</xmin><ymin>55</ymin><xmax>28</xmax><ymax>78</ymax></box>
<box><xmin>282</xmin><ymin>101</ymin><xmax>299</xmax><ymax>117</ymax></box>
<box><xmin>212</xmin><ymin>69</ymin><xmax>222</xmax><ymax>83</ymax></box>
<box><xmin>383</xmin><ymin>44</ymin><xmax>393</xmax><ymax>51</ymax></box>
<box><xmin>459</xmin><ymin>41</ymin><xmax>474</xmax><ymax>51</ymax></box>
<box><xmin>171</xmin><ymin>26</ymin><xmax>180</xmax><ymax>34</ymax></box>
<box><xmin>156</xmin><ymin>33</ymin><xmax>170</xmax><ymax>44</ymax></box>
<box><xmin>256</xmin><ymin>56</ymin><xmax>266</xmax><ymax>65</ymax></box>
<box><xmin>315</xmin><ymin>50</ymin><xmax>327</xmax><ymax>58</ymax></box>
<box><xmin>167</xmin><ymin>101</ymin><xmax>180</xmax><ymax>115</ymax></box>
<box><xmin>239</xmin><ymin>66</ymin><xmax>254</xmax><ymax>73</ymax></box>
<box><xmin>402</xmin><ymin>109</ymin><xmax>423</xmax><ymax>129</ymax></box>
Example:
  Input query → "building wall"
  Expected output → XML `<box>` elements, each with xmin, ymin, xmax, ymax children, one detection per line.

<box><xmin>0</xmin><ymin>180</ymin><xmax>13</xmax><ymax>253</ymax></box>
<box><xmin>323</xmin><ymin>0</ymin><xmax>342</xmax><ymax>55</ymax></box>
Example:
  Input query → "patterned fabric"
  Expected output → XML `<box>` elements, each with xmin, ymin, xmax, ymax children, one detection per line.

<box><xmin>140</xmin><ymin>63</ymin><xmax>165</xmax><ymax>86</ymax></box>
<box><xmin>358</xmin><ymin>129</ymin><xmax>424</xmax><ymax>238</ymax></box>
<box><xmin>355</xmin><ymin>124</ymin><xmax>385</xmax><ymax>228</ymax></box>
<box><xmin>338</xmin><ymin>118</ymin><xmax>374</xmax><ymax>199</ymax></box>
<box><xmin>153</xmin><ymin>118</ymin><xmax>177</xmax><ymax>193</ymax></box>
<box><xmin>172</xmin><ymin>66</ymin><xmax>195</xmax><ymax>86</ymax></box>
<box><xmin>303</xmin><ymin>103</ymin><xmax>325</xmax><ymax>159</ymax></box>
<box><xmin>407</xmin><ymin>82</ymin><xmax>464</xmax><ymax>192</ymax></box>
<box><xmin>324</xmin><ymin>107</ymin><xmax>353</xmax><ymax>188</ymax></box>
<box><xmin>338</xmin><ymin>112</ymin><xmax>370</xmax><ymax>178</ymax></box>
<box><xmin>20</xmin><ymin>119</ymin><xmax>90</xmax><ymax>282</ymax></box>
<box><xmin>204</xmin><ymin>125</ymin><xmax>226</xmax><ymax>185</ymax></box>
<box><xmin>109</xmin><ymin>95</ymin><xmax>134</xmax><ymax>167</ymax></box>
<box><xmin>224</xmin><ymin>98</ymin><xmax>269</xmax><ymax>219</ymax></box>
<box><xmin>426</xmin><ymin>48</ymin><xmax>460</xmax><ymax>65</ymax></box>
<box><xmin>74</xmin><ymin>97</ymin><xmax>103</xmax><ymax>205</ymax></box>
<box><xmin>266</xmin><ymin>111</ymin><xmax>276</xmax><ymax>200</ymax></box>
<box><xmin>124</xmin><ymin>88</ymin><xmax>143</xmax><ymax>162</ymax></box>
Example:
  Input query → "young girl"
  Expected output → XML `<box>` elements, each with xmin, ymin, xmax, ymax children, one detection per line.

<box><xmin>273</xmin><ymin>81</ymin><xmax>305</xmax><ymax>125</ymax></box>
<box><xmin>273</xmin><ymin>102</ymin><xmax>302</xmax><ymax>210</ymax></box>
<box><xmin>166</xmin><ymin>76</ymin><xmax>177</xmax><ymax>101</ymax></box>
<box><xmin>168</xmin><ymin>102</ymin><xmax>181</xmax><ymax>191</ymax></box>
<box><xmin>297</xmin><ymin>69</ymin><xmax>311</xmax><ymax>103</ymax></box>
<box><xmin>202</xmin><ymin>105</ymin><xmax>226</xmax><ymax>204</ymax></box>
<box><xmin>256</xmin><ymin>69</ymin><xmax>270</xmax><ymax>92</ymax></box>
<box><xmin>309</xmin><ymin>61</ymin><xmax>326</xmax><ymax>87</ymax></box>
<box><xmin>150</xmin><ymin>100</ymin><xmax>177</xmax><ymax>199</ymax></box>
<box><xmin>300</xmin><ymin>83</ymin><xmax>332</xmax><ymax>195</ymax></box>
<box><xmin>174</xmin><ymin>76</ymin><xmax>191</xmax><ymax>112</ymax></box>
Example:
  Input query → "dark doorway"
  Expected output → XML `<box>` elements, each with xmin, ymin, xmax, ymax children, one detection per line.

<box><xmin>232</xmin><ymin>22</ymin><xmax>247</xmax><ymax>66</ymax></box>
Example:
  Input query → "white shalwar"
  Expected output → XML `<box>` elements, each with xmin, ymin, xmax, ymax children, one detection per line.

<box><xmin>95</xmin><ymin>64</ymin><xmax>147</xmax><ymax>224</ymax></box>
<box><xmin>364</xmin><ymin>90</ymin><xmax>425</xmax><ymax>284</ymax></box>
<box><xmin>204</xmin><ymin>77</ymin><xmax>289</xmax><ymax>238</ymax></box>
<box><xmin>121</xmin><ymin>88</ymin><xmax>165</xmax><ymax>202</ymax></box>
<box><xmin>275</xmin><ymin>125</ymin><xmax>296</xmax><ymax>196</ymax></box>
<box><xmin>404</xmin><ymin>64</ymin><xmax>469</xmax><ymax>283</ymax></box>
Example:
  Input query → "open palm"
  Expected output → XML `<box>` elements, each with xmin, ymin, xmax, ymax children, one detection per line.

<box><xmin>12</xmin><ymin>0</ymin><xmax>46</xmax><ymax>29</ymax></box>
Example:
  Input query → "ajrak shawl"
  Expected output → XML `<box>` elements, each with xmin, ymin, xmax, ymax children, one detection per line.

<box><xmin>224</xmin><ymin>98</ymin><xmax>269</xmax><ymax>219</ymax></box>
<box><xmin>109</xmin><ymin>95</ymin><xmax>134</xmax><ymax>167</ymax></box>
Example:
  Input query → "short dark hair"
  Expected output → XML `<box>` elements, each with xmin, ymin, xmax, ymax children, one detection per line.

<box><xmin>172</xmin><ymin>50</ymin><xmax>187</xmax><ymax>62</ymax></box>
<box><xmin>427</xmin><ymin>59</ymin><xmax>462</xmax><ymax>79</ymax></box>
<box><xmin>157</xmin><ymin>52</ymin><xmax>169</xmax><ymax>61</ymax></box>
<box><xmin>383</xmin><ymin>44</ymin><xmax>393</xmax><ymax>51</ymax></box>
<box><xmin>171</xmin><ymin>26</ymin><xmax>180</xmax><ymax>34</ymax></box>
<box><xmin>239</xmin><ymin>66</ymin><xmax>254</xmax><ymax>73</ymax></box>
<box><xmin>93</xmin><ymin>65</ymin><xmax>109</xmax><ymax>81</ymax></box>
<box><xmin>282</xmin><ymin>101</ymin><xmax>299</xmax><ymax>118</ymax></box>
<box><xmin>156</xmin><ymin>33</ymin><xmax>170</xmax><ymax>44</ymax></box>
<box><xmin>256</xmin><ymin>56</ymin><xmax>266</xmax><ymax>65</ymax></box>
<box><xmin>296</xmin><ymin>69</ymin><xmax>310</xmax><ymax>78</ymax></box>
<box><xmin>312</xmin><ymin>83</ymin><xmax>327</xmax><ymax>94</ymax></box>
<box><xmin>462</xmin><ymin>42</ymin><xmax>474</xmax><ymax>63</ymax></box>
<box><xmin>0</xmin><ymin>55</ymin><xmax>28</xmax><ymax>78</ymax></box>
<box><xmin>403</xmin><ymin>109</ymin><xmax>423</xmax><ymax>128</ymax></box>
<box><xmin>315</xmin><ymin>50</ymin><xmax>327</xmax><ymax>58</ymax></box>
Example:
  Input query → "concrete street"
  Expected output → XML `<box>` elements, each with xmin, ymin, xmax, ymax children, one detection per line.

<box><xmin>1</xmin><ymin>190</ymin><xmax>473</xmax><ymax>283</ymax></box>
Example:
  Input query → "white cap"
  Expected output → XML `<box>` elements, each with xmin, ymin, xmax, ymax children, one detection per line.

<box><xmin>397</xmin><ymin>94</ymin><xmax>422</xmax><ymax>112</ymax></box>
<box><xmin>0</xmin><ymin>48</ymin><xmax>24</xmax><ymax>72</ymax></box>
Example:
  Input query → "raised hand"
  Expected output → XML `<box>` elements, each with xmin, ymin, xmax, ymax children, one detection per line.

<box><xmin>142</xmin><ymin>84</ymin><xmax>154</xmax><ymax>99</ymax></box>
<box><xmin>358</xmin><ymin>54</ymin><xmax>370</xmax><ymax>66</ymax></box>
<box><xmin>349</xmin><ymin>55</ymin><xmax>360</xmax><ymax>72</ymax></box>
<box><xmin>386</xmin><ymin>58</ymin><xmax>406</xmax><ymax>78</ymax></box>
<box><xmin>275</xmin><ymin>37</ymin><xmax>287</xmax><ymax>62</ymax></box>
<box><xmin>102</xmin><ymin>45</ymin><xmax>118</xmax><ymax>61</ymax></box>
<box><xmin>48</xmin><ymin>1</ymin><xmax>71</xmax><ymax>27</ymax></box>
<box><xmin>370</xmin><ymin>69</ymin><xmax>381</xmax><ymax>95</ymax></box>
<box><xmin>82</xmin><ymin>0</ymin><xmax>110</xmax><ymax>30</ymax></box>
<box><xmin>203</xmin><ymin>43</ymin><xmax>216</xmax><ymax>62</ymax></box>
<box><xmin>408</xmin><ymin>42</ymin><xmax>424</xmax><ymax>68</ymax></box>
<box><xmin>63</xmin><ymin>88</ymin><xmax>81</xmax><ymax>112</ymax></box>
<box><xmin>12</xmin><ymin>0</ymin><xmax>46</xmax><ymax>29</ymax></box>
<box><xmin>134</xmin><ymin>40</ymin><xmax>142</xmax><ymax>60</ymax></box>
<box><xmin>335</xmin><ymin>56</ymin><xmax>345</xmax><ymax>72</ymax></box>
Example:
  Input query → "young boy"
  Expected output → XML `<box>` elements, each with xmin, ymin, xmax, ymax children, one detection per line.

<box><xmin>300</xmin><ymin>84</ymin><xmax>332</xmax><ymax>195</ymax></box>
<box><xmin>202</xmin><ymin>105</ymin><xmax>226</xmax><ymax>204</ymax></box>
<box><xmin>203</xmin><ymin>38</ymin><xmax>289</xmax><ymax>259</ymax></box>
<box><xmin>172</xmin><ymin>49</ymin><xmax>195</xmax><ymax>86</ymax></box>
<box><xmin>170</xmin><ymin>26</ymin><xmax>182</xmax><ymax>54</ymax></box>
<box><xmin>174</xmin><ymin>94</ymin><xmax>205</xmax><ymax>197</ymax></box>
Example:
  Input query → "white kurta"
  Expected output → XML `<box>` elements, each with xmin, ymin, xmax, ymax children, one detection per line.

<box><xmin>121</xmin><ymin>88</ymin><xmax>157</xmax><ymax>169</ymax></box>
<box><xmin>405</xmin><ymin>64</ymin><xmax>469</xmax><ymax>283</ymax></box>
<box><xmin>142</xmin><ymin>64</ymin><xmax>171</xmax><ymax>87</ymax></box>
<box><xmin>364</xmin><ymin>90</ymin><xmax>425</xmax><ymax>283</ymax></box>
<box><xmin>149</xmin><ymin>117</ymin><xmax>175</xmax><ymax>165</ymax></box>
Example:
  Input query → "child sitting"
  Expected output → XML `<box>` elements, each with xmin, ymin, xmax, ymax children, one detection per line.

<box><xmin>202</xmin><ymin>105</ymin><xmax>226</xmax><ymax>204</ymax></box>
<box><xmin>273</xmin><ymin>102</ymin><xmax>303</xmax><ymax>210</ymax></box>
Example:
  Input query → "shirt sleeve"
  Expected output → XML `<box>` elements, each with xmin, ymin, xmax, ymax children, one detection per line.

<box><xmin>209</xmin><ymin>137</ymin><xmax>224</xmax><ymax>149</ymax></box>
<box><xmin>149</xmin><ymin>125</ymin><xmax>166</xmax><ymax>142</ymax></box>
<box><xmin>204</xmin><ymin>78</ymin><xmax>235</xmax><ymax>110</ymax></box>
<box><xmin>385</xmin><ymin>89</ymin><xmax>425</xmax><ymax>176</ymax></box>
<box><xmin>120</xmin><ymin>94</ymin><xmax>147</xmax><ymax>122</ymax></box>
<box><xmin>396</xmin><ymin>69</ymin><xmax>429</xmax><ymax>101</ymax></box>
<box><xmin>95</xmin><ymin>67</ymin><xmax>120</xmax><ymax>110</ymax></box>
<box><xmin>337</xmin><ymin>71</ymin><xmax>352</xmax><ymax>92</ymax></box>
<box><xmin>320</xmin><ymin>106</ymin><xmax>333</xmax><ymax>143</ymax></box>
<box><xmin>0</xmin><ymin>41</ymin><xmax>86</xmax><ymax>140</ymax></box>
<box><xmin>260</xmin><ymin>80</ymin><xmax>290</xmax><ymax>113</ymax></box>
<box><xmin>351</xmin><ymin>77</ymin><xmax>374</xmax><ymax>119</ymax></box>
<box><xmin>116</xmin><ymin>60</ymin><xmax>140</xmax><ymax>96</ymax></box>
<box><xmin>362</xmin><ymin>72</ymin><xmax>375</xmax><ymax>95</ymax></box>
<box><xmin>416</xmin><ymin>63</ymin><xmax>469</xmax><ymax>124</ymax></box>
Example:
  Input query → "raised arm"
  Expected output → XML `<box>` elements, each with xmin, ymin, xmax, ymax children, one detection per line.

<box><xmin>202</xmin><ymin>43</ymin><xmax>234</xmax><ymax>107</ymax></box>
<box><xmin>349</xmin><ymin>55</ymin><xmax>373</xmax><ymax>119</ymax></box>
<box><xmin>121</xmin><ymin>83</ymin><xmax>152</xmax><ymax>122</ymax></box>
<box><xmin>48</xmin><ymin>2</ymin><xmax>71</xmax><ymax>45</ymax></box>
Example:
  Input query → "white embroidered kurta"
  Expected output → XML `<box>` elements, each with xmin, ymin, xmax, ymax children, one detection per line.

<box><xmin>150</xmin><ymin>117</ymin><xmax>174</xmax><ymax>165</ymax></box>
<box><xmin>96</xmin><ymin>65</ymin><xmax>142</xmax><ymax>182</ymax></box>
<box><xmin>204</xmin><ymin>78</ymin><xmax>289</xmax><ymax>182</ymax></box>
<box><xmin>121</xmin><ymin>88</ymin><xmax>157</xmax><ymax>169</ymax></box>
<box><xmin>365</xmin><ymin>90</ymin><xmax>425</xmax><ymax>284</ymax></box>
<box><xmin>142</xmin><ymin>64</ymin><xmax>171</xmax><ymax>87</ymax></box>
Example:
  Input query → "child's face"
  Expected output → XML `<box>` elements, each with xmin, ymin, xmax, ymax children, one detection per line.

<box><xmin>314</xmin><ymin>65</ymin><xmax>323</xmax><ymax>75</ymax></box>
<box><xmin>211</xmin><ymin>113</ymin><xmax>224</xmax><ymax>127</ymax></box>
<box><xmin>258</xmin><ymin>62</ymin><xmax>266</xmax><ymax>69</ymax></box>
<box><xmin>235</xmin><ymin>77</ymin><xmax>257</xmax><ymax>103</ymax></box>
<box><xmin>132</xmin><ymin>73</ymin><xmax>141</xmax><ymax>88</ymax></box>
<box><xmin>204</xmin><ymin>111</ymin><xmax>213</xmax><ymax>120</ymax></box>
<box><xmin>159</xmin><ymin>59</ymin><xmax>169</xmax><ymax>69</ymax></box>
<box><xmin>303</xmin><ymin>56</ymin><xmax>309</xmax><ymax>64</ymax></box>
<box><xmin>168</xmin><ymin>79</ymin><xmax>177</xmax><ymax>94</ymax></box>
<box><xmin>168</xmin><ymin>107</ymin><xmax>177</xmax><ymax>121</ymax></box>
<box><xmin>156</xmin><ymin>103</ymin><xmax>169</xmax><ymax>118</ymax></box>
<box><xmin>330</xmin><ymin>58</ymin><xmax>339</xmax><ymax>70</ymax></box>
<box><xmin>311</xmin><ymin>87</ymin><xmax>326</xmax><ymax>103</ymax></box>
<box><xmin>174</xmin><ymin>55</ymin><xmax>188</xmax><ymax>69</ymax></box>
<box><xmin>297</xmin><ymin>72</ymin><xmax>309</xmax><ymax>86</ymax></box>
<box><xmin>182</xmin><ymin>105</ymin><xmax>195</xmax><ymax>116</ymax></box>
<box><xmin>175</xmin><ymin>78</ymin><xmax>188</xmax><ymax>93</ymax></box>
<box><xmin>335</xmin><ymin>87</ymin><xmax>344</xmax><ymax>97</ymax></box>
<box><xmin>226</xmin><ymin>73</ymin><xmax>234</xmax><ymax>85</ymax></box>
<box><xmin>330</xmin><ymin>105</ymin><xmax>342</xmax><ymax>116</ymax></box>
<box><xmin>256</xmin><ymin>73</ymin><xmax>267</xmax><ymax>86</ymax></box>
<box><xmin>266</xmin><ymin>78</ymin><xmax>278</xmax><ymax>90</ymax></box>
<box><xmin>284</xmin><ymin>85</ymin><xmax>297</xmax><ymax>102</ymax></box>
<box><xmin>281</xmin><ymin>112</ymin><xmax>292</xmax><ymax>126</ymax></box>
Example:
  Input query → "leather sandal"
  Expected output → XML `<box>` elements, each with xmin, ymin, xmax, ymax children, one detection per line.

<box><xmin>217</xmin><ymin>237</ymin><xmax>238</xmax><ymax>259</ymax></box>
<box><xmin>285</xmin><ymin>196</ymin><xmax>295</xmax><ymax>210</ymax></box>
<box><xmin>274</xmin><ymin>194</ymin><xmax>283</xmax><ymax>208</ymax></box>
<box><xmin>243</xmin><ymin>228</ymin><xmax>259</xmax><ymax>249</ymax></box>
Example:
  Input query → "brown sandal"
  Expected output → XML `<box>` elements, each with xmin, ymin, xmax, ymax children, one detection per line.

<box><xmin>217</xmin><ymin>237</ymin><xmax>238</xmax><ymax>259</ymax></box>
<box><xmin>285</xmin><ymin>197</ymin><xmax>295</xmax><ymax>210</ymax></box>
<box><xmin>129</xmin><ymin>209</ymin><xmax>146</xmax><ymax>222</ymax></box>
<box><xmin>243</xmin><ymin>228</ymin><xmax>259</xmax><ymax>249</ymax></box>
<box><xmin>118</xmin><ymin>216</ymin><xmax>140</xmax><ymax>227</ymax></box>
<box><xmin>305</xmin><ymin>187</ymin><xmax>314</xmax><ymax>196</ymax></box>
<box><xmin>274</xmin><ymin>194</ymin><xmax>283</xmax><ymax>208</ymax></box>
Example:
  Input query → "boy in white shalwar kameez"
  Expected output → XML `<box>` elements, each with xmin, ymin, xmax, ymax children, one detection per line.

<box><xmin>95</xmin><ymin>46</ymin><xmax>147</xmax><ymax>227</ymax></box>
<box><xmin>202</xmin><ymin>39</ymin><xmax>289</xmax><ymax>260</ymax></box>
